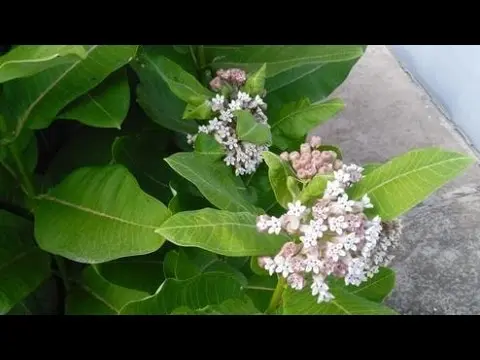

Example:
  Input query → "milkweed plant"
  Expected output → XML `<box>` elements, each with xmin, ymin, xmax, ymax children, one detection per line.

<box><xmin>0</xmin><ymin>45</ymin><xmax>474</xmax><ymax>315</ymax></box>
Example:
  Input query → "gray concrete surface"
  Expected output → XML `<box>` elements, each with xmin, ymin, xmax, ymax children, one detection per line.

<box><xmin>311</xmin><ymin>45</ymin><xmax>480</xmax><ymax>315</ymax></box>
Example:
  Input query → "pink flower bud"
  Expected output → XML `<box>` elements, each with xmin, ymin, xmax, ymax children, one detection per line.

<box><xmin>217</xmin><ymin>69</ymin><xmax>229</xmax><ymax>79</ymax></box>
<box><xmin>321</xmin><ymin>151</ymin><xmax>334</xmax><ymax>161</ymax></box>
<box><xmin>280</xmin><ymin>152</ymin><xmax>290</xmax><ymax>161</ymax></box>
<box><xmin>297</xmin><ymin>169</ymin><xmax>308</xmax><ymax>179</ymax></box>
<box><xmin>229</xmin><ymin>68</ymin><xmax>247</xmax><ymax>85</ymax></box>
<box><xmin>280</xmin><ymin>241</ymin><xmax>301</xmax><ymax>258</ymax></box>
<box><xmin>300</xmin><ymin>143</ymin><xmax>311</xmax><ymax>154</ymax></box>
<box><xmin>313</xmin><ymin>158</ymin><xmax>324</xmax><ymax>169</ymax></box>
<box><xmin>209</xmin><ymin>77</ymin><xmax>222</xmax><ymax>90</ymax></box>
<box><xmin>304</xmin><ymin>164</ymin><xmax>317</xmax><ymax>178</ymax></box>
<box><xmin>324</xmin><ymin>163</ymin><xmax>333</xmax><ymax>172</ymax></box>
<box><xmin>299</xmin><ymin>153</ymin><xmax>311</xmax><ymax>164</ymax></box>
<box><xmin>311</xmin><ymin>150</ymin><xmax>321</xmax><ymax>159</ymax></box>
<box><xmin>283</xmin><ymin>215</ymin><xmax>301</xmax><ymax>234</ymax></box>
<box><xmin>257</xmin><ymin>256</ymin><xmax>271</xmax><ymax>268</ymax></box>
<box><xmin>317</xmin><ymin>166</ymin><xmax>326</xmax><ymax>175</ymax></box>
<box><xmin>334</xmin><ymin>159</ymin><xmax>343</xmax><ymax>170</ymax></box>
<box><xmin>291</xmin><ymin>160</ymin><xmax>302</xmax><ymax>170</ymax></box>
<box><xmin>309</xmin><ymin>135</ymin><xmax>322</xmax><ymax>148</ymax></box>
<box><xmin>287</xmin><ymin>272</ymin><xmax>305</xmax><ymax>290</ymax></box>
<box><xmin>289</xmin><ymin>151</ymin><xmax>300</xmax><ymax>161</ymax></box>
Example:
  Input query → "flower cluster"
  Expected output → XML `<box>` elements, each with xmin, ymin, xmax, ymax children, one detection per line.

<box><xmin>187</xmin><ymin>68</ymin><xmax>270</xmax><ymax>176</ymax></box>
<box><xmin>256</xmin><ymin>162</ymin><xmax>402</xmax><ymax>304</ymax></box>
<box><xmin>279</xmin><ymin>136</ymin><xmax>343</xmax><ymax>180</ymax></box>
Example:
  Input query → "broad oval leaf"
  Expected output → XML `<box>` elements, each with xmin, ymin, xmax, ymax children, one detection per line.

<box><xmin>34</xmin><ymin>164</ymin><xmax>171</xmax><ymax>264</ymax></box>
<box><xmin>183</xmin><ymin>100</ymin><xmax>213</xmax><ymax>120</ymax></box>
<box><xmin>66</xmin><ymin>266</ymin><xmax>150</xmax><ymax>315</ymax></box>
<box><xmin>348</xmin><ymin>148</ymin><xmax>475</xmax><ymax>220</ymax></box>
<box><xmin>155</xmin><ymin>208</ymin><xmax>289</xmax><ymax>257</ymax></box>
<box><xmin>0</xmin><ymin>45</ymin><xmax>137</xmax><ymax>142</ymax></box>
<box><xmin>165</xmin><ymin>152</ymin><xmax>258</xmax><ymax>213</ymax></box>
<box><xmin>205</xmin><ymin>45</ymin><xmax>365</xmax><ymax>78</ymax></box>
<box><xmin>282</xmin><ymin>285</ymin><xmax>398</xmax><ymax>315</ymax></box>
<box><xmin>328</xmin><ymin>267</ymin><xmax>395</xmax><ymax>303</ymax></box>
<box><xmin>242</xmin><ymin>63</ymin><xmax>267</xmax><ymax>96</ymax></box>
<box><xmin>0</xmin><ymin>210</ymin><xmax>51</xmax><ymax>314</ymax></box>
<box><xmin>58</xmin><ymin>68</ymin><xmax>130</xmax><ymax>129</ymax></box>
<box><xmin>194</xmin><ymin>133</ymin><xmax>225</xmax><ymax>159</ymax></box>
<box><xmin>262</xmin><ymin>151</ymin><xmax>296</xmax><ymax>208</ymax></box>
<box><xmin>120</xmin><ymin>272</ymin><xmax>244</xmax><ymax>314</ymax></box>
<box><xmin>271</xmin><ymin>98</ymin><xmax>344</xmax><ymax>141</ymax></box>
<box><xmin>173</xmin><ymin>295</ymin><xmax>261</xmax><ymax>315</ymax></box>
<box><xmin>235</xmin><ymin>110</ymin><xmax>271</xmax><ymax>145</ymax></box>
<box><xmin>0</xmin><ymin>45</ymin><xmax>87</xmax><ymax>83</ymax></box>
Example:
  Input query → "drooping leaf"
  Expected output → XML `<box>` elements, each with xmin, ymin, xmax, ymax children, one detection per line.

<box><xmin>66</xmin><ymin>266</ymin><xmax>150</xmax><ymax>315</ymax></box>
<box><xmin>282</xmin><ymin>285</ymin><xmax>398</xmax><ymax>315</ymax></box>
<box><xmin>235</xmin><ymin>110</ymin><xmax>271</xmax><ymax>145</ymax></box>
<box><xmin>262</xmin><ymin>151</ymin><xmax>296</xmax><ymax>208</ymax></box>
<box><xmin>165</xmin><ymin>152</ymin><xmax>258</xmax><ymax>213</ymax></box>
<box><xmin>120</xmin><ymin>272</ymin><xmax>244</xmax><ymax>314</ymax></box>
<box><xmin>58</xmin><ymin>68</ymin><xmax>130</xmax><ymax>129</ymax></box>
<box><xmin>298</xmin><ymin>174</ymin><xmax>332</xmax><ymax>205</ymax></box>
<box><xmin>182</xmin><ymin>101</ymin><xmax>213</xmax><ymax>120</ymax></box>
<box><xmin>194</xmin><ymin>133</ymin><xmax>225</xmax><ymax>159</ymax></box>
<box><xmin>155</xmin><ymin>208</ymin><xmax>289</xmax><ymax>257</ymax></box>
<box><xmin>34</xmin><ymin>165</ymin><xmax>171</xmax><ymax>264</ymax></box>
<box><xmin>271</xmin><ymin>98</ymin><xmax>344</xmax><ymax>142</ymax></box>
<box><xmin>111</xmin><ymin>132</ymin><xmax>174</xmax><ymax>204</ymax></box>
<box><xmin>348</xmin><ymin>148</ymin><xmax>475</xmax><ymax>220</ymax></box>
<box><xmin>95</xmin><ymin>251</ymin><xmax>165</xmax><ymax>294</ymax></box>
<box><xmin>0</xmin><ymin>45</ymin><xmax>138</xmax><ymax>142</ymax></box>
<box><xmin>205</xmin><ymin>45</ymin><xmax>365</xmax><ymax>78</ymax></box>
<box><xmin>242</xmin><ymin>63</ymin><xmax>267</xmax><ymax>96</ymax></box>
<box><xmin>0</xmin><ymin>45</ymin><xmax>87</xmax><ymax>83</ymax></box>
<box><xmin>0</xmin><ymin>210</ymin><xmax>51</xmax><ymax>314</ymax></box>
<box><xmin>328</xmin><ymin>267</ymin><xmax>395</xmax><ymax>303</ymax></box>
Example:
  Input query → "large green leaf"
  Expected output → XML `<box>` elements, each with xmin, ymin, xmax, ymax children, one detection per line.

<box><xmin>348</xmin><ymin>148</ymin><xmax>475</xmax><ymax>220</ymax></box>
<box><xmin>132</xmin><ymin>46</ymin><xmax>198</xmax><ymax>134</ymax></box>
<box><xmin>235</xmin><ymin>110</ymin><xmax>271</xmax><ymax>145</ymax></box>
<box><xmin>270</xmin><ymin>98</ymin><xmax>344</xmax><ymax>141</ymax></box>
<box><xmin>58</xmin><ymin>68</ymin><xmax>130</xmax><ymax>129</ymax></box>
<box><xmin>34</xmin><ymin>165</ymin><xmax>171</xmax><ymax>264</ymax></box>
<box><xmin>0</xmin><ymin>45</ymin><xmax>137</xmax><ymax>142</ymax></box>
<box><xmin>245</xmin><ymin>274</ymin><xmax>276</xmax><ymax>312</ymax></box>
<box><xmin>282</xmin><ymin>285</ymin><xmax>398</xmax><ymax>315</ymax></box>
<box><xmin>204</xmin><ymin>45</ymin><xmax>365</xmax><ymax>78</ymax></box>
<box><xmin>111</xmin><ymin>132</ymin><xmax>175</xmax><ymax>204</ymax></box>
<box><xmin>0</xmin><ymin>45</ymin><xmax>87</xmax><ymax>83</ymax></box>
<box><xmin>262</xmin><ymin>151</ymin><xmax>296</xmax><ymax>208</ymax></box>
<box><xmin>66</xmin><ymin>266</ymin><xmax>150</xmax><ymax>315</ymax></box>
<box><xmin>155</xmin><ymin>208</ymin><xmax>289</xmax><ymax>257</ymax></box>
<box><xmin>120</xmin><ymin>272</ymin><xmax>244</xmax><ymax>314</ymax></box>
<box><xmin>173</xmin><ymin>295</ymin><xmax>261</xmax><ymax>314</ymax></box>
<box><xmin>0</xmin><ymin>210</ymin><xmax>51</xmax><ymax>314</ymax></box>
<box><xmin>328</xmin><ymin>267</ymin><xmax>395</xmax><ymax>303</ymax></box>
<box><xmin>95</xmin><ymin>251</ymin><xmax>165</xmax><ymax>294</ymax></box>
<box><xmin>165</xmin><ymin>152</ymin><xmax>258</xmax><ymax>213</ymax></box>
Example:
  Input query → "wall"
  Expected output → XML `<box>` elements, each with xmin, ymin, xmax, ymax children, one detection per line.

<box><xmin>389</xmin><ymin>45</ymin><xmax>480</xmax><ymax>151</ymax></box>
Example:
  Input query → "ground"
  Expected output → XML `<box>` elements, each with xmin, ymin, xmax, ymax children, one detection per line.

<box><xmin>311</xmin><ymin>45</ymin><xmax>480</xmax><ymax>315</ymax></box>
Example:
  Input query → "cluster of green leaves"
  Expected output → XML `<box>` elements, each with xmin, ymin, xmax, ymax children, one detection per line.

<box><xmin>0</xmin><ymin>45</ymin><xmax>474</xmax><ymax>315</ymax></box>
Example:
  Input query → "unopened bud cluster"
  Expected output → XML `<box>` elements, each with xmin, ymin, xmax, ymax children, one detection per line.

<box><xmin>280</xmin><ymin>136</ymin><xmax>343</xmax><ymax>180</ymax></box>
<box><xmin>187</xmin><ymin>68</ymin><xmax>270</xmax><ymax>176</ymax></box>
<box><xmin>256</xmin><ymin>163</ymin><xmax>402</xmax><ymax>304</ymax></box>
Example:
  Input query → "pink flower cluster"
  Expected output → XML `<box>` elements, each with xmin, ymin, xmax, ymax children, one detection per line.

<box><xmin>209</xmin><ymin>68</ymin><xmax>247</xmax><ymax>90</ymax></box>
<box><xmin>279</xmin><ymin>136</ymin><xmax>343</xmax><ymax>180</ymax></box>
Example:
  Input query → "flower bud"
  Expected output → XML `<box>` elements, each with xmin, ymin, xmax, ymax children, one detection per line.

<box><xmin>297</xmin><ymin>169</ymin><xmax>308</xmax><ymax>179</ymax></box>
<box><xmin>321</xmin><ymin>151</ymin><xmax>333</xmax><ymax>161</ymax></box>
<box><xmin>280</xmin><ymin>241</ymin><xmax>301</xmax><ymax>258</ymax></box>
<box><xmin>287</xmin><ymin>272</ymin><xmax>305</xmax><ymax>290</ymax></box>
<box><xmin>209</xmin><ymin>77</ymin><xmax>222</xmax><ymax>90</ymax></box>
<box><xmin>283</xmin><ymin>215</ymin><xmax>301</xmax><ymax>234</ymax></box>
<box><xmin>313</xmin><ymin>158</ymin><xmax>324</xmax><ymax>169</ymax></box>
<box><xmin>291</xmin><ymin>160</ymin><xmax>301</xmax><ymax>170</ymax></box>
<box><xmin>280</xmin><ymin>152</ymin><xmax>290</xmax><ymax>161</ymax></box>
<box><xmin>300</xmin><ymin>143</ymin><xmax>311</xmax><ymax>154</ymax></box>
<box><xmin>311</xmin><ymin>150</ymin><xmax>321</xmax><ymax>159</ymax></box>
<box><xmin>257</xmin><ymin>256</ymin><xmax>271</xmax><ymax>268</ymax></box>
<box><xmin>289</xmin><ymin>151</ymin><xmax>300</xmax><ymax>161</ymax></box>
<box><xmin>299</xmin><ymin>153</ymin><xmax>311</xmax><ymax>164</ymax></box>
<box><xmin>309</xmin><ymin>135</ymin><xmax>322</xmax><ymax>148</ymax></box>
<box><xmin>334</xmin><ymin>159</ymin><xmax>343</xmax><ymax>170</ymax></box>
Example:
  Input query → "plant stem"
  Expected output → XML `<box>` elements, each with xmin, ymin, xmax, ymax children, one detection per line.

<box><xmin>9</xmin><ymin>143</ymin><xmax>35</xmax><ymax>198</ymax></box>
<box><xmin>197</xmin><ymin>45</ymin><xmax>206</xmax><ymax>70</ymax></box>
<box><xmin>265</xmin><ymin>276</ymin><xmax>286</xmax><ymax>314</ymax></box>
<box><xmin>54</xmin><ymin>256</ymin><xmax>71</xmax><ymax>292</ymax></box>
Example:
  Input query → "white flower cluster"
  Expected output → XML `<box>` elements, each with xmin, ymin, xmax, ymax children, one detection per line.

<box><xmin>256</xmin><ymin>164</ymin><xmax>402</xmax><ymax>304</ymax></box>
<box><xmin>186</xmin><ymin>69</ymin><xmax>270</xmax><ymax>176</ymax></box>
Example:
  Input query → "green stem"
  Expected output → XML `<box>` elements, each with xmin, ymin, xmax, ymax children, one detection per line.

<box><xmin>54</xmin><ymin>256</ymin><xmax>71</xmax><ymax>292</ymax></box>
<box><xmin>9</xmin><ymin>143</ymin><xmax>35</xmax><ymax>198</ymax></box>
<box><xmin>197</xmin><ymin>45</ymin><xmax>206</xmax><ymax>69</ymax></box>
<box><xmin>265</xmin><ymin>276</ymin><xmax>286</xmax><ymax>314</ymax></box>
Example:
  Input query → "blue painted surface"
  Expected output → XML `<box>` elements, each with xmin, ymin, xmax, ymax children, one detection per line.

<box><xmin>390</xmin><ymin>45</ymin><xmax>480</xmax><ymax>150</ymax></box>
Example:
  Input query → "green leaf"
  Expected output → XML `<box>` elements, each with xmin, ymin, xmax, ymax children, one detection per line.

<box><xmin>0</xmin><ymin>210</ymin><xmax>51</xmax><ymax>314</ymax></box>
<box><xmin>174</xmin><ymin>296</ymin><xmax>261</xmax><ymax>315</ymax></box>
<box><xmin>0</xmin><ymin>45</ymin><xmax>137</xmax><ymax>142</ymax></box>
<box><xmin>111</xmin><ymin>132</ymin><xmax>174</xmax><ymax>204</ymax></box>
<box><xmin>155</xmin><ymin>208</ymin><xmax>289</xmax><ymax>257</ymax></box>
<box><xmin>66</xmin><ymin>266</ymin><xmax>150</xmax><ymax>315</ymax></box>
<box><xmin>250</xmin><ymin>256</ymin><xmax>268</xmax><ymax>276</ymax></box>
<box><xmin>95</xmin><ymin>251</ymin><xmax>165</xmax><ymax>294</ymax></box>
<box><xmin>146</xmin><ymin>55</ymin><xmax>213</xmax><ymax>105</ymax></box>
<box><xmin>120</xmin><ymin>272</ymin><xmax>244</xmax><ymax>314</ymax></box>
<box><xmin>165</xmin><ymin>152</ymin><xmax>258</xmax><ymax>213</ymax></box>
<box><xmin>182</xmin><ymin>101</ymin><xmax>213</xmax><ymax>120</ymax></box>
<box><xmin>34</xmin><ymin>164</ymin><xmax>171</xmax><ymax>264</ymax></box>
<box><xmin>194</xmin><ymin>133</ymin><xmax>225</xmax><ymax>159</ymax></box>
<box><xmin>242</xmin><ymin>63</ymin><xmax>267</xmax><ymax>96</ymax></box>
<box><xmin>286</xmin><ymin>176</ymin><xmax>301</xmax><ymax>200</ymax></box>
<box><xmin>328</xmin><ymin>267</ymin><xmax>395</xmax><ymax>303</ymax></box>
<box><xmin>163</xmin><ymin>250</ymin><xmax>179</xmax><ymax>278</ymax></box>
<box><xmin>298</xmin><ymin>175</ymin><xmax>332</xmax><ymax>205</ymax></box>
<box><xmin>132</xmin><ymin>46</ymin><xmax>198</xmax><ymax>134</ymax></box>
<box><xmin>271</xmin><ymin>98</ymin><xmax>344</xmax><ymax>141</ymax></box>
<box><xmin>205</xmin><ymin>45</ymin><xmax>365</xmax><ymax>78</ymax></box>
<box><xmin>282</xmin><ymin>285</ymin><xmax>398</xmax><ymax>315</ymax></box>
<box><xmin>262</xmin><ymin>151</ymin><xmax>296</xmax><ymax>208</ymax></box>
<box><xmin>58</xmin><ymin>68</ymin><xmax>130</xmax><ymax>129</ymax></box>
<box><xmin>245</xmin><ymin>275</ymin><xmax>276</xmax><ymax>312</ymax></box>
<box><xmin>362</xmin><ymin>163</ymin><xmax>382</xmax><ymax>175</ymax></box>
<box><xmin>235</xmin><ymin>110</ymin><xmax>272</xmax><ymax>145</ymax></box>
<box><xmin>348</xmin><ymin>148</ymin><xmax>475</xmax><ymax>220</ymax></box>
<box><xmin>0</xmin><ymin>45</ymin><xmax>87</xmax><ymax>83</ymax></box>
<box><xmin>245</xmin><ymin>164</ymin><xmax>284</xmax><ymax>216</ymax></box>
